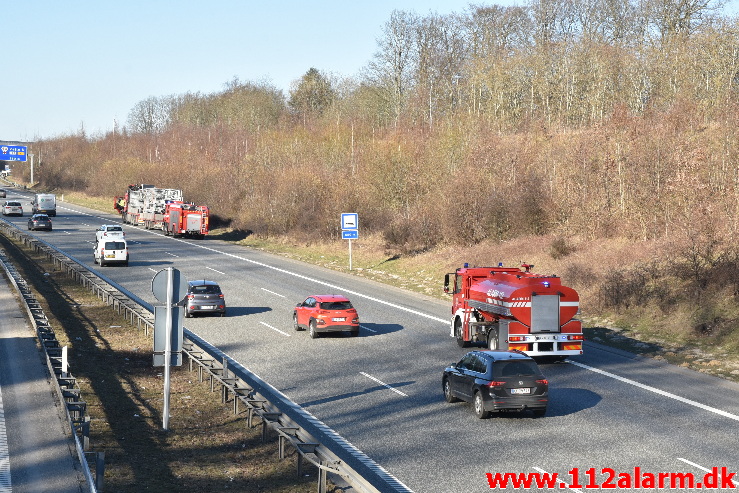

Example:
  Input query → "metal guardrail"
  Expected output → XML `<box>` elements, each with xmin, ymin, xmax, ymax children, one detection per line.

<box><xmin>0</xmin><ymin>218</ymin><xmax>413</xmax><ymax>493</ymax></box>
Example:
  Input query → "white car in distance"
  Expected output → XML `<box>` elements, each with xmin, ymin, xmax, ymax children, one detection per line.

<box><xmin>96</xmin><ymin>224</ymin><xmax>125</xmax><ymax>244</ymax></box>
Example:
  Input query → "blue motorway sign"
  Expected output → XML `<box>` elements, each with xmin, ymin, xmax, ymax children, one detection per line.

<box><xmin>342</xmin><ymin>230</ymin><xmax>359</xmax><ymax>240</ymax></box>
<box><xmin>0</xmin><ymin>145</ymin><xmax>27</xmax><ymax>161</ymax></box>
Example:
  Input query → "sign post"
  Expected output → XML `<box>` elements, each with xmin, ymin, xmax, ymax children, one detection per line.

<box><xmin>151</xmin><ymin>267</ymin><xmax>187</xmax><ymax>430</ymax></box>
<box><xmin>341</xmin><ymin>213</ymin><xmax>359</xmax><ymax>270</ymax></box>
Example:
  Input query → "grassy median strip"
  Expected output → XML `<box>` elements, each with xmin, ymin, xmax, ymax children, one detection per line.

<box><xmin>0</xmin><ymin>232</ymin><xmax>322</xmax><ymax>493</ymax></box>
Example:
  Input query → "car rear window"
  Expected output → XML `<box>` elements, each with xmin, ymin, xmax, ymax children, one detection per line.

<box><xmin>107</xmin><ymin>226</ymin><xmax>123</xmax><ymax>231</ymax></box>
<box><xmin>190</xmin><ymin>285</ymin><xmax>221</xmax><ymax>294</ymax></box>
<box><xmin>7</xmin><ymin>202</ymin><xmax>21</xmax><ymax>206</ymax></box>
<box><xmin>104</xmin><ymin>241</ymin><xmax>126</xmax><ymax>250</ymax></box>
<box><xmin>321</xmin><ymin>301</ymin><xmax>353</xmax><ymax>310</ymax></box>
<box><xmin>493</xmin><ymin>360</ymin><xmax>540</xmax><ymax>377</ymax></box>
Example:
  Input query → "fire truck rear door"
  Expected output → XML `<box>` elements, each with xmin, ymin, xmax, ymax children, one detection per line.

<box><xmin>531</xmin><ymin>295</ymin><xmax>560</xmax><ymax>332</ymax></box>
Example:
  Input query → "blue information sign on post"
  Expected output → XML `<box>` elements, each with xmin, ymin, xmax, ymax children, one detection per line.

<box><xmin>0</xmin><ymin>145</ymin><xmax>27</xmax><ymax>162</ymax></box>
<box><xmin>341</xmin><ymin>213</ymin><xmax>358</xmax><ymax>230</ymax></box>
<box><xmin>341</xmin><ymin>213</ymin><xmax>359</xmax><ymax>270</ymax></box>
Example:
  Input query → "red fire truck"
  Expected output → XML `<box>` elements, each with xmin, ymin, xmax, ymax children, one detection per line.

<box><xmin>163</xmin><ymin>202</ymin><xmax>210</xmax><ymax>239</ymax></box>
<box><xmin>444</xmin><ymin>263</ymin><xmax>583</xmax><ymax>358</ymax></box>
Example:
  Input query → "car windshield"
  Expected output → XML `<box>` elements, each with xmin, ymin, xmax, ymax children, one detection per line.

<box><xmin>190</xmin><ymin>285</ymin><xmax>221</xmax><ymax>295</ymax></box>
<box><xmin>321</xmin><ymin>301</ymin><xmax>353</xmax><ymax>310</ymax></box>
<box><xmin>104</xmin><ymin>241</ymin><xmax>126</xmax><ymax>250</ymax></box>
<box><xmin>493</xmin><ymin>360</ymin><xmax>540</xmax><ymax>377</ymax></box>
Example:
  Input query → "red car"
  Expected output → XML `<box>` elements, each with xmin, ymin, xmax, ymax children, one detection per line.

<box><xmin>293</xmin><ymin>295</ymin><xmax>360</xmax><ymax>338</ymax></box>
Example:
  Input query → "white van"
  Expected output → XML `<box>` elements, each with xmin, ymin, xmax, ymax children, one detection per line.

<box><xmin>94</xmin><ymin>239</ymin><xmax>129</xmax><ymax>266</ymax></box>
<box><xmin>32</xmin><ymin>193</ymin><xmax>56</xmax><ymax>216</ymax></box>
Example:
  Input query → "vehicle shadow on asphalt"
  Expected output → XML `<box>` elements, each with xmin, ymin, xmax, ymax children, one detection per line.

<box><xmin>542</xmin><ymin>387</ymin><xmax>601</xmax><ymax>417</ymax></box>
<box><xmin>356</xmin><ymin>322</ymin><xmax>403</xmax><ymax>337</ymax></box>
<box><xmin>298</xmin><ymin>381</ymin><xmax>416</xmax><ymax>408</ymax></box>
<box><xmin>226</xmin><ymin>306</ymin><xmax>272</xmax><ymax>317</ymax></box>
<box><xmin>126</xmin><ymin>260</ymin><xmax>176</xmax><ymax>267</ymax></box>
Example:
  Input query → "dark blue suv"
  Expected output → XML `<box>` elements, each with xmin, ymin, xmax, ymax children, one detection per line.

<box><xmin>442</xmin><ymin>350</ymin><xmax>548</xmax><ymax>418</ymax></box>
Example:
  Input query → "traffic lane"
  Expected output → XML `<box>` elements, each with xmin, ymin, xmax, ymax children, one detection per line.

<box><xmin>282</xmin><ymin>354</ymin><xmax>738</xmax><ymax>493</ymax></box>
<box><xmin>169</xmin><ymin>265</ymin><xmax>739</xmax><ymax>491</ymax></box>
<box><xmin>573</xmin><ymin>341</ymin><xmax>739</xmax><ymax>417</ymax></box>
<box><xmin>25</xmin><ymin>199</ymin><xmax>451</xmax><ymax>326</ymax></box>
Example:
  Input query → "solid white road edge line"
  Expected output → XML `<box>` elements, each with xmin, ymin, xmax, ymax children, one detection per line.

<box><xmin>259</xmin><ymin>321</ymin><xmax>290</xmax><ymax>337</ymax></box>
<box><xmin>93</xmin><ymin>218</ymin><xmax>450</xmax><ymax>324</ymax></box>
<box><xmin>567</xmin><ymin>360</ymin><xmax>739</xmax><ymax>422</ymax></box>
<box><xmin>360</xmin><ymin>372</ymin><xmax>408</xmax><ymax>397</ymax></box>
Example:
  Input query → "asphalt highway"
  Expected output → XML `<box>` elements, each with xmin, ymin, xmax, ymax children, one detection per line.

<box><xmin>3</xmin><ymin>188</ymin><xmax>738</xmax><ymax>492</ymax></box>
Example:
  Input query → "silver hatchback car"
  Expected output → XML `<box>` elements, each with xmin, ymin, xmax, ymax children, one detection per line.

<box><xmin>185</xmin><ymin>280</ymin><xmax>226</xmax><ymax>317</ymax></box>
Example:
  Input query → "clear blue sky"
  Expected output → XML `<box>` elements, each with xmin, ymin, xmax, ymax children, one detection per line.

<box><xmin>3</xmin><ymin>0</ymin><xmax>738</xmax><ymax>142</ymax></box>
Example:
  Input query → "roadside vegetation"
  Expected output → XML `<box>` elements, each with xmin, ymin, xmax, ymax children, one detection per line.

<box><xmin>11</xmin><ymin>0</ymin><xmax>739</xmax><ymax>379</ymax></box>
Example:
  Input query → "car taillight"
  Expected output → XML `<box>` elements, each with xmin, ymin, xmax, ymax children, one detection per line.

<box><xmin>536</xmin><ymin>379</ymin><xmax>549</xmax><ymax>385</ymax></box>
<box><xmin>187</xmin><ymin>294</ymin><xmax>194</xmax><ymax>300</ymax></box>
<box><xmin>484</xmin><ymin>381</ymin><xmax>505</xmax><ymax>388</ymax></box>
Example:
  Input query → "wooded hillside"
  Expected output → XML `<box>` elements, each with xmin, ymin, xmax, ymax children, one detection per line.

<box><xmin>21</xmin><ymin>0</ymin><xmax>739</xmax><ymax>352</ymax></box>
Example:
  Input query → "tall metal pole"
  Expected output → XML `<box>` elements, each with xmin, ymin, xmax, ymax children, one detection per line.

<box><xmin>163</xmin><ymin>267</ymin><xmax>173</xmax><ymax>430</ymax></box>
<box><xmin>348</xmin><ymin>239</ymin><xmax>352</xmax><ymax>271</ymax></box>
<box><xmin>29</xmin><ymin>153</ymin><xmax>34</xmax><ymax>184</ymax></box>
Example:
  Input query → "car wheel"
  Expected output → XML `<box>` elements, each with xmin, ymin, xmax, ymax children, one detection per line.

<box><xmin>293</xmin><ymin>313</ymin><xmax>302</xmax><ymax>331</ymax></box>
<box><xmin>533</xmin><ymin>408</ymin><xmax>546</xmax><ymax>418</ymax></box>
<box><xmin>185</xmin><ymin>311</ymin><xmax>192</xmax><ymax>318</ymax></box>
<box><xmin>443</xmin><ymin>378</ymin><xmax>459</xmax><ymax>403</ymax></box>
<box><xmin>474</xmin><ymin>392</ymin><xmax>490</xmax><ymax>419</ymax></box>
<box><xmin>220</xmin><ymin>311</ymin><xmax>225</xmax><ymax>317</ymax></box>
<box><xmin>309</xmin><ymin>320</ymin><xmax>319</xmax><ymax>339</ymax></box>
<box><xmin>350</xmin><ymin>328</ymin><xmax>359</xmax><ymax>337</ymax></box>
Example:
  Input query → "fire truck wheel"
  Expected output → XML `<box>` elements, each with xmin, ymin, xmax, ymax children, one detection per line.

<box><xmin>455</xmin><ymin>319</ymin><xmax>470</xmax><ymax>348</ymax></box>
<box><xmin>474</xmin><ymin>392</ymin><xmax>490</xmax><ymax>419</ymax></box>
<box><xmin>443</xmin><ymin>378</ymin><xmax>459</xmax><ymax>403</ymax></box>
<box><xmin>309</xmin><ymin>320</ymin><xmax>319</xmax><ymax>339</ymax></box>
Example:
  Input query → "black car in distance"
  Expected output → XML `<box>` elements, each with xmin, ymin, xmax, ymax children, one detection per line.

<box><xmin>443</xmin><ymin>349</ymin><xmax>548</xmax><ymax>419</ymax></box>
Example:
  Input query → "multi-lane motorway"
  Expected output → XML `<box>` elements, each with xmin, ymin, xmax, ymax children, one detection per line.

<box><xmin>3</xmin><ymin>187</ymin><xmax>739</xmax><ymax>492</ymax></box>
